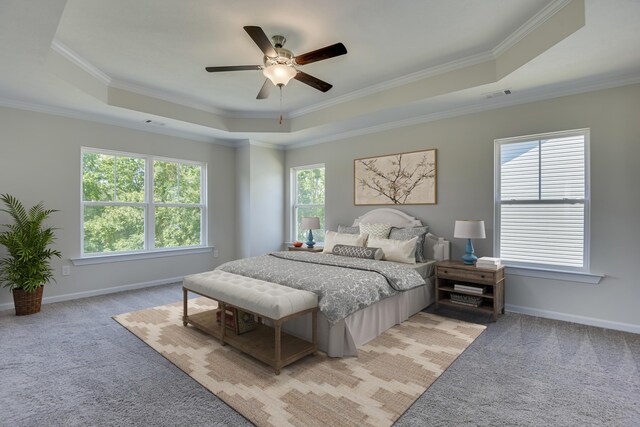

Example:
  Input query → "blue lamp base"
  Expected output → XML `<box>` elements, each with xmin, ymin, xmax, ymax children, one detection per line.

<box><xmin>461</xmin><ymin>238</ymin><xmax>477</xmax><ymax>265</ymax></box>
<box><xmin>305</xmin><ymin>229</ymin><xmax>315</xmax><ymax>248</ymax></box>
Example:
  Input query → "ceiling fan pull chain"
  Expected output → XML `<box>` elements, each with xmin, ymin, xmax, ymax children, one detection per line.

<box><xmin>279</xmin><ymin>85</ymin><xmax>283</xmax><ymax>125</ymax></box>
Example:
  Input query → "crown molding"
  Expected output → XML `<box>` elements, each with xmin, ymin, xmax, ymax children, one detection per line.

<box><xmin>492</xmin><ymin>0</ymin><xmax>575</xmax><ymax>57</ymax></box>
<box><xmin>50</xmin><ymin>40</ymin><xmax>112</xmax><ymax>86</ymax></box>
<box><xmin>289</xmin><ymin>0</ymin><xmax>577</xmax><ymax>120</ymax></box>
<box><xmin>0</xmin><ymin>97</ymin><xmax>235</xmax><ymax>145</ymax></box>
<box><xmin>288</xmin><ymin>51</ymin><xmax>493</xmax><ymax>119</ymax></box>
<box><xmin>284</xmin><ymin>72</ymin><xmax>640</xmax><ymax>150</ymax></box>
<box><xmin>49</xmin><ymin>1</ymin><xmax>578</xmax><ymax>123</ymax></box>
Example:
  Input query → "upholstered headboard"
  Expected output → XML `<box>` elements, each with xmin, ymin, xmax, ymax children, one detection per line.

<box><xmin>350</xmin><ymin>208</ymin><xmax>449</xmax><ymax>261</ymax></box>
<box><xmin>351</xmin><ymin>208</ymin><xmax>422</xmax><ymax>228</ymax></box>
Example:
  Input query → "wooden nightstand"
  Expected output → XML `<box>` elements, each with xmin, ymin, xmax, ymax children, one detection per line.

<box><xmin>287</xmin><ymin>246</ymin><xmax>323</xmax><ymax>252</ymax></box>
<box><xmin>435</xmin><ymin>260</ymin><xmax>505</xmax><ymax>321</ymax></box>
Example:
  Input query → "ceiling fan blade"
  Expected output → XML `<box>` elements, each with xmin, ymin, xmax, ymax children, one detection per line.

<box><xmin>294</xmin><ymin>43</ymin><xmax>347</xmax><ymax>65</ymax></box>
<box><xmin>256</xmin><ymin>79</ymin><xmax>271</xmax><ymax>99</ymax></box>
<box><xmin>294</xmin><ymin>71</ymin><xmax>333</xmax><ymax>92</ymax></box>
<box><xmin>205</xmin><ymin>65</ymin><xmax>261</xmax><ymax>72</ymax></box>
<box><xmin>243</xmin><ymin>26</ymin><xmax>277</xmax><ymax>58</ymax></box>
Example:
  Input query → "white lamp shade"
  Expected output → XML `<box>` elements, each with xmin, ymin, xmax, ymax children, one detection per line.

<box><xmin>300</xmin><ymin>217</ymin><xmax>320</xmax><ymax>230</ymax></box>
<box><xmin>263</xmin><ymin>64</ymin><xmax>297</xmax><ymax>86</ymax></box>
<box><xmin>454</xmin><ymin>220</ymin><xmax>486</xmax><ymax>239</ymax></box>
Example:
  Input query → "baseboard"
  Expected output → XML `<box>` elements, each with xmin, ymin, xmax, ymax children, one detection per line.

<box><xmin>505</xmin><ymin>304</ymin><xmax>640</xmax><ymax>334</ymax></box>
<box><xmin>0</xmin><ymin>276</ymin><xmax>184</xmax><ymax>312</ymax></box>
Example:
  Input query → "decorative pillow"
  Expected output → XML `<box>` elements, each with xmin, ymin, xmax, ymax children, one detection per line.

<box><xmin>323</xmin><ymin>231</ymin><xmax>368</xmax><ymax>253</ymax></box>
<box><xmin>359</xmin><ymin>223</ymin><xmax>392</xmax><ymax>239</ymax></box>
<box><xmin>388</xmin><ymin>226</ymin><xmax>429</xmax><ymax>263</ymax></box>
<box><xmin>332</xmin><ymin>244</ymin><xmax>383</xmax><ymax>260</ymax></box>
<box><xmin>368</xmin><ymin>236</ymin><xmax>418</xmax><ymax>264</ymax></box>
<box><xmin>337</xmin><ymin>225</ymin><xmax>359</xmax><ymax>234</ymax></box>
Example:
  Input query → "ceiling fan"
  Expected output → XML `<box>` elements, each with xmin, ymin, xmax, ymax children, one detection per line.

<box><xmin>205</xmin><ymin>26</ymin><xmax>347</xmax><ymax>99</ymax></box>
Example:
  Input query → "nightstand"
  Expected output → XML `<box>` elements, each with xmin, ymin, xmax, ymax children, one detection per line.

<box><xmin>288</xmin><ymin>246</ymin><xmax>323</xmax><ymax>252</ymax></box>
<box><xmin>435</xmin><ymin>260</ymin><xmax>505</xmax><ymax>321</ymax></box>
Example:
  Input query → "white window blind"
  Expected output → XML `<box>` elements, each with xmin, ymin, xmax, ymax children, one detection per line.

<box><xmin>495</xmin><ymin>130</ymin><xmax>589</xmax><ymax>270</ymax></box>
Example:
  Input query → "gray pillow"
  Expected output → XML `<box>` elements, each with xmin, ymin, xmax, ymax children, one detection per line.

<box><xmin>388</xmin><ymin>226</ymin><xmax>429</xmax><ymax>262</ymax></box>
<box><xmin>337</xmin><ymin>225</ymin><xmax>359</xmax><ymax>234</ymax></box>
<box><xmin>332</xmin><ymin>244</ymin><xmax>383</xmax><ymax>260</ymax></box>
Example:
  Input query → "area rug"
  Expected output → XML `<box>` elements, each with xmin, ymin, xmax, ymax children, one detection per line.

<box><xmin>114</xmin><ymin>298</ymin><xmax>486</xmax><ymax>427</ymax></box>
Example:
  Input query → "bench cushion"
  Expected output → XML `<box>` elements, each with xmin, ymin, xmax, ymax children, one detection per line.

<box><xmin>183</xmin><ymin>270</ymin><xmax>318</xmax><ymax>320</ymax></box>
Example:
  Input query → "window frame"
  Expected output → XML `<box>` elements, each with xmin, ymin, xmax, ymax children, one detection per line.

<box><xmin>80</xmin><ymin>147</ymin><xmax>207</xmax><ymax>257</ymax></box>
<box><xmin>290</xmin><ymin>163</ymin><xmax>325</xmax><ymax>243</ymax></box>
<box><xmin>493</xmin><ymin>129</ymin><xmax>591</xmax><ymax>273</ymax></box>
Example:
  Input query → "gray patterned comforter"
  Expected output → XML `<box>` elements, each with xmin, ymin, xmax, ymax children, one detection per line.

<box><xmin>216</xmin><ymin>251</ymin><xmax>426</xmax><ymax>324</ymax></box>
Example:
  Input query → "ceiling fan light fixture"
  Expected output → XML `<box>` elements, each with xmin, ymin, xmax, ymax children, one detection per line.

<box><xmin>263</xmin><ymin>64</ymin><xmax>297</xmax><ymax>86</ymax></box>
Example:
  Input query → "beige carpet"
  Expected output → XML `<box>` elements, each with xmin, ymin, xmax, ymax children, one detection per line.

<box><xmin>114</xmin><ymin>297</ymin><xmax>486</xmax><ymax>427</ymax></box>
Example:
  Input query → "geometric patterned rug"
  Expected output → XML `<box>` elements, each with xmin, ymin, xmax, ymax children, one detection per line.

<box><xmin>114</xmin><ymin>297</ymin><xmax>486</xmax><ymax>427</ymax></box>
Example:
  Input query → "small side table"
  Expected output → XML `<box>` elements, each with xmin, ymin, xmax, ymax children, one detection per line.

<box><xmin>288</xmin><ymin>246</ymin><xmax>323</xmax><ymax>252</ymax></box>
<box><xmin>435</xmin><ymin>260</ymin><xmax>505</xmax><ymax>321</ymax></box>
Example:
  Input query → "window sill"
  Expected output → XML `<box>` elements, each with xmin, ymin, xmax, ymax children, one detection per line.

<box><xmin>505</xmin><ymin>265</ymin><xmax>603</xmax><ymax>284</ymax></box>
<box><xmin>71</xmin><ymin>246</ymin><xmax>214</xmax><ymax>266</ymax></box>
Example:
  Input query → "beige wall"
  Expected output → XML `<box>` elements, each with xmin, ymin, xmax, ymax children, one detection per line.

<box><xmin>0</xmin><ymin>107</ymin><xmax>237</xmax><ymax>307</ymax></box>
<box><xmin>285</xmin><ymin>84</ymin><xmax>640</xmax><ymax>330</ymax></box>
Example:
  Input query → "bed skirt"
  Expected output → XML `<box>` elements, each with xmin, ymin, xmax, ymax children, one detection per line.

<box><xmin>278</xmin><ymin>280</ymin><xmax>435</xmax><ymax>357</ymax></box>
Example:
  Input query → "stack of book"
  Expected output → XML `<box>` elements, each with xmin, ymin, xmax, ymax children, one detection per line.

<box><xmin>454</xmin><ymin>283</ymin><xmax>487</xmax><ymax>295</ymax></box>
<box><xmin>449</xmin><ymin>293</ymin><xmax>483</xmax><ymax>307</ymax></box>
<box><xmin>476</xmin><ymin>256</ymin><xmax>502</xmax><ymax>270</ymax></box>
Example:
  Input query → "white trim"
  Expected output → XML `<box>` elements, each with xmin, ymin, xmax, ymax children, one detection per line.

<box><xmin>283</xmin><ymin>73</ymin><xmax>640</xmax><ymax>149</ymax></box>
<box><xmin>291</xmin><ymin>164</ymin><xmax>326</xmax><ymax>242</ymax></box>
<box><xmin>80</xmin><ymin>148</ymin><xmax>207</xmax><ymax>257</ymax></box>
<box><xmin>71</xmin><ymin>246</ymin><xmax>214</xmax><ymax>266</ymax></box>
<box><xmin>50</xmin><ymin>40</ymin><xmax>112</xmax><ymax>86</ymax></box>
<box><xmin>0</xmin><ymin>276</ymin><xmax>184</xmax><ymax>312</ymax></box>
<box><xmin>288</xmin><ymin>51</ymin><xmax>493</xmax><ymax>119</ymax></box>
<box><xmin>0</xmin><ymin>97</ymin><xmax>227</xmax><ymax>144</ymax></box>
<box><xmin>492</xmin><ymin>0</ymin><xmax>574</xmax><ymax>57</ymax></box>
<box><xmin>505</xmin><ymin>304</ymin><xmax>640</xmax><ymax>334</ymax></box>
<box><xmin>506</xmin><ymin>266</ymin><xmax>603</xmax><ymax>284</ymax></box>
<box><xmin>494</xmin><ymin>129</ymin><xmax>590</xmax><ymax>272</ymax></box>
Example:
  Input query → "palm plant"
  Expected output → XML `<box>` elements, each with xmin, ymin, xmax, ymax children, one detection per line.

<box><xmin>0</xmin><ymin>194</ymin><xmax>61</xmax><ymax>292</ymax></box>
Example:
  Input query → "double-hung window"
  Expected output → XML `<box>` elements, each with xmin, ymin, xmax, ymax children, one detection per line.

<box><xmin>291</xmin><ymin>164</ymin><xmax>325</xmax><ymax>243</ymax></box>
<box><xmin>81</xmin><ymin>148</ymin><xmax>206</xmax><ymax>256</ymax></box>
<box><xmin>494</xmin><ymin>129</ymin><xmax>589</xmax><ymax>271</ymax></box>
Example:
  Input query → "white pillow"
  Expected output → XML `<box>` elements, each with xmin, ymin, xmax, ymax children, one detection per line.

<box><xmin>359</xmin><ymin>223</ymin><xmax>392</xmax><ymax>239</ymax></box>
<box><xmin>323</xmin><ymin>231</ymin><xmax>369</xmax><ymax>253</ymax></box>
<box><xmin>368</xmin><ymin>236</ymin><xmax>418</xmax><ymax>264</ymax></box>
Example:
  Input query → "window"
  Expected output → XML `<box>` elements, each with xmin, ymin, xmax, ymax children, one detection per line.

<box><xmin>494</xmin><ymin>129</ymin><xmax>589</xmax><ymax>271</ymax></box>
<box><xmin>81</xmin><ymin>148</ymin><xmax>206</xmax><ymax>256</ymax></box>
<box><xmin>292</xmin><ymin>165</ymin><xmax>325</xmax><ymax>243</ymax></box>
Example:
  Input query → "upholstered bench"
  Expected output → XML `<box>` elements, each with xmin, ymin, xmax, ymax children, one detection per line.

<box><xmin>182</xmin><ymin>270</ymin><xmax>318</xmax><ymax>374</ymax></box>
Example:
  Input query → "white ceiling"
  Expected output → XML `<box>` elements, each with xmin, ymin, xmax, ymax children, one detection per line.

<box><xmin>0</xmin><ymin>0</ymin><xmax>639</xmax><ymax>147</ymax></box>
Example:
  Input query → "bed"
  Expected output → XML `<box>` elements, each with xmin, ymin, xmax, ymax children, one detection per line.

<box><xmin>217</xmin><ymin>208</ymin><xmax>445</xmax><ymax>357</ymax></box>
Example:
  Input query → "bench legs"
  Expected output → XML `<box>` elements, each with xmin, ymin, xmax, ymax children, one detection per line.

<box><xmin>182</xmin><ymin>287</ymin><xmax>188</xmax><ymax>326</ymax></box>
<box><xmin>220</xmin><ymin>302</ymin><xmax>227</xmax><ymax>346</ymax></box>
<box><xmin>274</xmin><ymin>320</ymin><xmax>282</xmax><ymax>375</ymax></box>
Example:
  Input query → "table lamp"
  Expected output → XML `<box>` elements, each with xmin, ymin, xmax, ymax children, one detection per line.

<box><xmin>300</xmin><ymin>217</ymin><xmax>321</xmax><ymax>248</ymax></box>
<box><xmin>454</xmin><ymin>220</ymin><xmax>486</xmax><ymax>265</ymax></box>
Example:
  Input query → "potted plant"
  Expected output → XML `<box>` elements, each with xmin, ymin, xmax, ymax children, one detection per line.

<box><xmin>0</xmin><ymin>194</ymin><xmax>61</xmax><ymax>315</ymax></box>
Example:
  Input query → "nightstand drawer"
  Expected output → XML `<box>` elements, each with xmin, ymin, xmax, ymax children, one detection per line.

<box><xmin>437</xmin><ymin>267</ymin><xmax>496</xmax><ymax>285</ymax></box>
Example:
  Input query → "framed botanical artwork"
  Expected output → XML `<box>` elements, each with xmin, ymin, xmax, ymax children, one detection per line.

<box><xmin>354</xmin><ymin>149</ymin><xmax>437</xmax><ymax>205</ymax></box>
